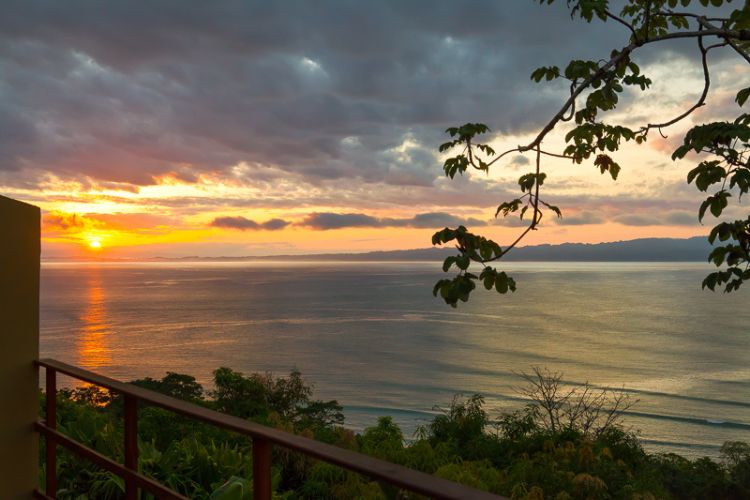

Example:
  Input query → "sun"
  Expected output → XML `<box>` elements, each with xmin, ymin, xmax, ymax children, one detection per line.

<box><xmin>88</xmin><ymin>239</ymin><xmax>102</xmax><ymax>249</ymax></box>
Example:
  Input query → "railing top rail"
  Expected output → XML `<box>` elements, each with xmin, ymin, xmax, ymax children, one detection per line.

<box><xmin>37</xmin><ymin>358</ymin><xmax>505</xmax><ymax>500</ymax></box>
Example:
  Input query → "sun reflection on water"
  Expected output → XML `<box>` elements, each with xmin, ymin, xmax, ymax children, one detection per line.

<box><xmin>77</xmin><ymin>272</ymin><xmax>113</xmax><ymax>369</ymax></box>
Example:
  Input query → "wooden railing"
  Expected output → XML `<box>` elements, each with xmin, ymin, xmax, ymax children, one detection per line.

<box><xmin>34</xmin><ymin>358</ymin><xmax>505</xmax><ymax>500</ymax></box>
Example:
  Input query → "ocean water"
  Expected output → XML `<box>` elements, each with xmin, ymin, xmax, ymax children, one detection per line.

<box><xmin>40</xmin><ymin>261</ymin><xmax>750</xmax><ymax>458</ymax></box>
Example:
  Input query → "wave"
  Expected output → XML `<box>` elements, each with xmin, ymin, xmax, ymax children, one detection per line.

<box><xmin>548</xmin><ymin>378</ymin><xmax>750</xmax><ymax>410</ymax></box>
<box><xmin>639</xmin><ymin>439</ymin><xmax>721</xmax><ymax>454</ymax></box>
<box><xmin>365</xmin><ymin>375</ymin><xmax>750</xmax><ymax>414</ymax></box>
<box><xmin>623</xmin><ymin>410</ymin><xmax>750</xmax><ymax>431</ymax></box>
<box><xmin>610</xmin><ymin>386</ymin><xmax>750</xmax><ymax>410</ymax></box>
<box><xmin>340</xmin><ymin>401</ymin><xmax>750</xmax><ymax>434</ymax></box>
<box><xmin>343</xmin><ymin>404</ymin><xmax>438</xmax><ymax>420</ymax></box>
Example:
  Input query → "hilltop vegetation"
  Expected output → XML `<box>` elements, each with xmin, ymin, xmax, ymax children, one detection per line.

<box><xmin>42</xmin><ymin>367</ymin><xmax>750</xmax><ymax>499</ymax></box>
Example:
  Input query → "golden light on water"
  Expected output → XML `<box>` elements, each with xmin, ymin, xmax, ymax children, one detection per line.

<box><xmin>77</xmin><ymin>273</ymin><xmax>112</xmax><ymax>369</ymax></box>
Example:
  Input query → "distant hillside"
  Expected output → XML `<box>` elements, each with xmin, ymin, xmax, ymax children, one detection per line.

<box><xmin>150</xmin><ymin>236</ymin><xmax>712</xmax><ymax>262</ymax></box>
<box><xmin>502</xmin><ymin>236</ymin><xmax>711</xmax><ymax>262</ymax></box>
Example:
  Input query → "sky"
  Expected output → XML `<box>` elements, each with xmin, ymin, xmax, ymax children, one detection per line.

<box><xmin>1</xmin><ymin>0</ymin><xmax>748</xmax><ymax>259</ymax></box>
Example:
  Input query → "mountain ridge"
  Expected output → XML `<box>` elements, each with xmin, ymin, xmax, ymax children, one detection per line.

<box><xmin>46</xmin><ymin>236</ymin><xmax>712</xmax><ymax>262</ymax></box>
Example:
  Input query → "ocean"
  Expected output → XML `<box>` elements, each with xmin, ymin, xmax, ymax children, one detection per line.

<box><xmin>40</xmin><ymin>261</ymin><xmax>750</xmax><ymax>458</ymax></box>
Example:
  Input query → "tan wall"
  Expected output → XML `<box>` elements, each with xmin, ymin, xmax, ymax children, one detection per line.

<box><xmin>0</xmin><ymin>196</ymin><xmax>40</xmax><ymax>498</ymax></box>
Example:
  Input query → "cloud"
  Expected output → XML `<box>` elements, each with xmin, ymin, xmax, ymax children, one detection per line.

<box><xmin>665</xmin><ymin>210</ymin><xmax>699</xmax><ymax>226</ymax></box>
<box><xmin>43</xmin><ymin>210</ymin><xmax>184</xmax><ymax>236</ymax></box>
<box><xmin>299</xmin><ymin>211</ymin><xmax>487</xmax><ymax>230</ymax></box>
<box><xmin>79</xmin><ymin>212</ymin><xmax>182</xmax><ymax>235</ymax></box>
<box><xmin>300</xmin><ymin>213</ymin><xmax>381</xmax><ymax>230</ymax></box>
<box><xmin>555</xmin><ymin>211</ymin><xmax>605</xmax><ymax>226</ymax></box>
<box><xmin>408</xmin><ymin>212</ymin><xmax>487</xmax><ymax>228</ymax></box>
<box><xmin>86</xmin><ymin>212</ymin><xmax>177</xmax><ymax>231</ymax></box>
<box><xmin>210</xmin><ymin>216</ymin><xmax>290</xmax><ymax>231</ymax></box>
<box><xmin>0</xmin><ymin>0</ymin><xmax>625</xmax><ymax>191</ymax></box>
<box><xmin>490</xmin><ymin>215</ymin><xmax>531</xmax><ymax>228</ymax></box>
<box><xmin>43</xmin><ymin>212</ymin><xmax>85</xmax><ymax>231</ymax></box>
<box><xmin>508</xmin><ymin>155</ymin><xmax>531</xmax><ymax>169</ymax></box>
<box><xmin>613</xmin><ymin>210</ymin><xmax>699</xmax><ymax>226</ymax></box>
<box><xmin>261</xmin><ymin>218</ymin><xmax>292</xmax><ymax>230</ymax></box>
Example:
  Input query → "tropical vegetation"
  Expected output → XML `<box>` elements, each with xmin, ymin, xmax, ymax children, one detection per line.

<box><xmin>41</xmin><ymin>366</ymin><xmax>750</xmax><ymax>499</ymax></box>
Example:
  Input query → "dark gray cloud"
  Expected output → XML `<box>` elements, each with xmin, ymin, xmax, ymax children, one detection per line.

<box><xmin>408</xmin><ymin>212</ymin><xmax>486</xmax><ymax>228</ymax></box>
<box><xmin>555</xmin><ymin>211</ymin><xmax>605</xmax><ymax>226</ymax></box>
<box><xmin>489</xmin><ymin>214</ymin><xmax>532</xmax><ymax>228</ymax></box>
<box><xmin>508</xmin><ymin>155</ymin><xmax>531</xmax><ymax>169</ymax></box>
<box><xmin>300</xmin><ymin>211</ymin><xmax>486</xmax><ymax>230</ymax></box>
<box><xmin>0</xmin><ymin>0</ymin><xmax>628</xmax><ymax>189</ymax></box>
<box><xmin>613</xmin><ymin>210</ymin><xmax>700</xmax><ymax>227</ymax></box>
<box><xmin>210</xmin><ymin>216</ymin><xmax>290</xmax><ymax>231</ymax></box>
<box><xmin>301</xmin><ymin>213</ymin><xmax>380</xmax><ymax>230</ymax></box>
<box><xmin>261</xmin><ymin>218</ymin><xmax>292</xmax><ymax>230</ymax></box>
<box><xmin>665</xmin><ymin>210</ymin><xmax>700</xmax><ymax>226</ymax></box>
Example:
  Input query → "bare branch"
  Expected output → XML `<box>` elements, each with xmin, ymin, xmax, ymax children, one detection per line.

<box><xmin>605</xmin><ymin>10</ymin><xmax>638</xmax><ymax>40</ymax></box>
<box><xmin>531</xmin><ymin>145</ymin><xmax>541</xmax><ymax>229</ymax></box>
<box><xmin>514</xmin><ymin>368</ymin><xmax>637</xmax><ymax>437</ymax></box>
<box><xmin>539</xmin><ymin>149</ymin><xmax>575</xmax><ymax>160</ymax></box>
<box><xmin>639</xmin><ymin>30</ymin><xmax>711</xmax><ymax>134</ymax></box>
<box><xmin>695</xmin><ymin>15</ymin><xmax>750</xmax><ymax>65</ymax></box>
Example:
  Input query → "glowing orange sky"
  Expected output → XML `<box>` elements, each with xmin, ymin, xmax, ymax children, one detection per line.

<box><xmin>22</xmin><ymin>125</ymin><xmax>717</xmax><ymax>259</ymax></box>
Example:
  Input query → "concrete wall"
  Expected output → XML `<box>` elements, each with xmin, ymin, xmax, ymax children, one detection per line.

<box><xmin>0</xmin><ymin>196</ymin><xmax>40</xmax><ymax>498</ymax></box>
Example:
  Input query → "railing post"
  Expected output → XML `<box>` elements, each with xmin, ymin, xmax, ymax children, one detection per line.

<box><xmin>124</xmin><ymin>395</ymin><xmax>138</xmax><ymax>500</ymax></box>
<box><xmin>252</xmin><ymin>436</ymin><xmax>272</xmax><ymax>500</ymax></box>
<box><xmin>0</xmin><ymin>196</ymin><xmax>41</xmax><ymax>500</ymax></box>
<box><xmin>45</xmin><ymin>368</ymin><xmax>57</xmax><ymax>497</ymax></box>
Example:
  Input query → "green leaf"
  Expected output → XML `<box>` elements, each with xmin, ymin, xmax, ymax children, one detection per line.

<box><xmin>442</xmin><ymin>256</ymin><xmax>456</xmax><ymax>272</ymax></box>
<box><xmin>737</xmin><ymin>87</ymin><xmax>750</xmax><ymax>107</ymax></box>
<box><xmin>483</xmin><ymin>274</ymin><xmax>494</xmax><ymax>290</ymax></box>
<box><xmin>211</xmin><ymin>477</ymin><xmax>251</xmax><ymax>500</ymax></box>
<box><xmin>708</xmin><ymin>192</ymin><xmax>730</xmax><ymax>217</ymax></box>
<box><xmin>709</xmin><ymin>247</ymin><xmax>728</xmax><ymax>266</ymax></box>
<box><xmin>456</xmin><ymin>254</ymin><xmax>470</xmax><ymax>270</ymax></box>
<box><xmin>495</xmin><ymin>274</ymin><xmax>508</xmax><ymax>293</ymax></box>
<box><xmin>698</xmin><ymin>199</ymin><xmax>711</xmax><ymax>222</ymax></box>
<box><xmin>496</xmin><ymin>199</ymin><xmax>523</xmax><ymax>217</ymax></box>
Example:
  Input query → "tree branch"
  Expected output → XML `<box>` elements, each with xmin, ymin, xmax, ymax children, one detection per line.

<box><xmin>531</xmin><ymin>145</ymin><xmax>541</xmax><ymax>230</ymax></box>
<box><xmin>604</xmin><ymin>10</ymin><xmax>638</xmax><ymax>40</ymax></box>
<box><xmin>726</xmin><ymin>37</ymin><xmax>750</xmax><ymax>64</ymax></box>
<box><xmin>639</xmin><ymin>31</ymin><xmax>711</xmax><ymax>134</ymax></box>
<box><xmin>510</xmin><ymin>26</ymin><xmax>750</xmax><ymax>157</ymax></box>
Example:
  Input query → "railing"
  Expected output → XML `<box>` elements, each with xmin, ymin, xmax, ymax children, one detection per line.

<box><xmin>34</xmin><ymin>358</ymin><xmax>505</xmax><ymax>500</ymax></box>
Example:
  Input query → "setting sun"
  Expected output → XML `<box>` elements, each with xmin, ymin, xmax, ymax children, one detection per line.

<box><xmin>88</xmin><ymin>239</ymin><xmax>102</xmax><ymax>249</ymax></box>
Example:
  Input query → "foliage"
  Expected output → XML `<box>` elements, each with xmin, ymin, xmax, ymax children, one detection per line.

<box><xmin>433</xmin><ymin>0</ymin><xmax>750</xmax><ymax>306</ymax></box>
<box><xmin>42</xmin><ymin>367</ymin><xmax>750</xmax><ymax>499</ymax></box>
<box><xmin>132</xmin><ymin>372</ymin><xmax>204</xmax><ymax>402</ymax></box>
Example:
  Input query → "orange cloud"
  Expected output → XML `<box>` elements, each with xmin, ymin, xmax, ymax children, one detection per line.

<box><xmin>85</xmin><ymin>213</ymin><xmax>178</xmax><ymax>232</ymax></box>
<box><xmin>43</xmin><ymin>212</ymin><xmax>86</xmax><ymax>231</ymax></box>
